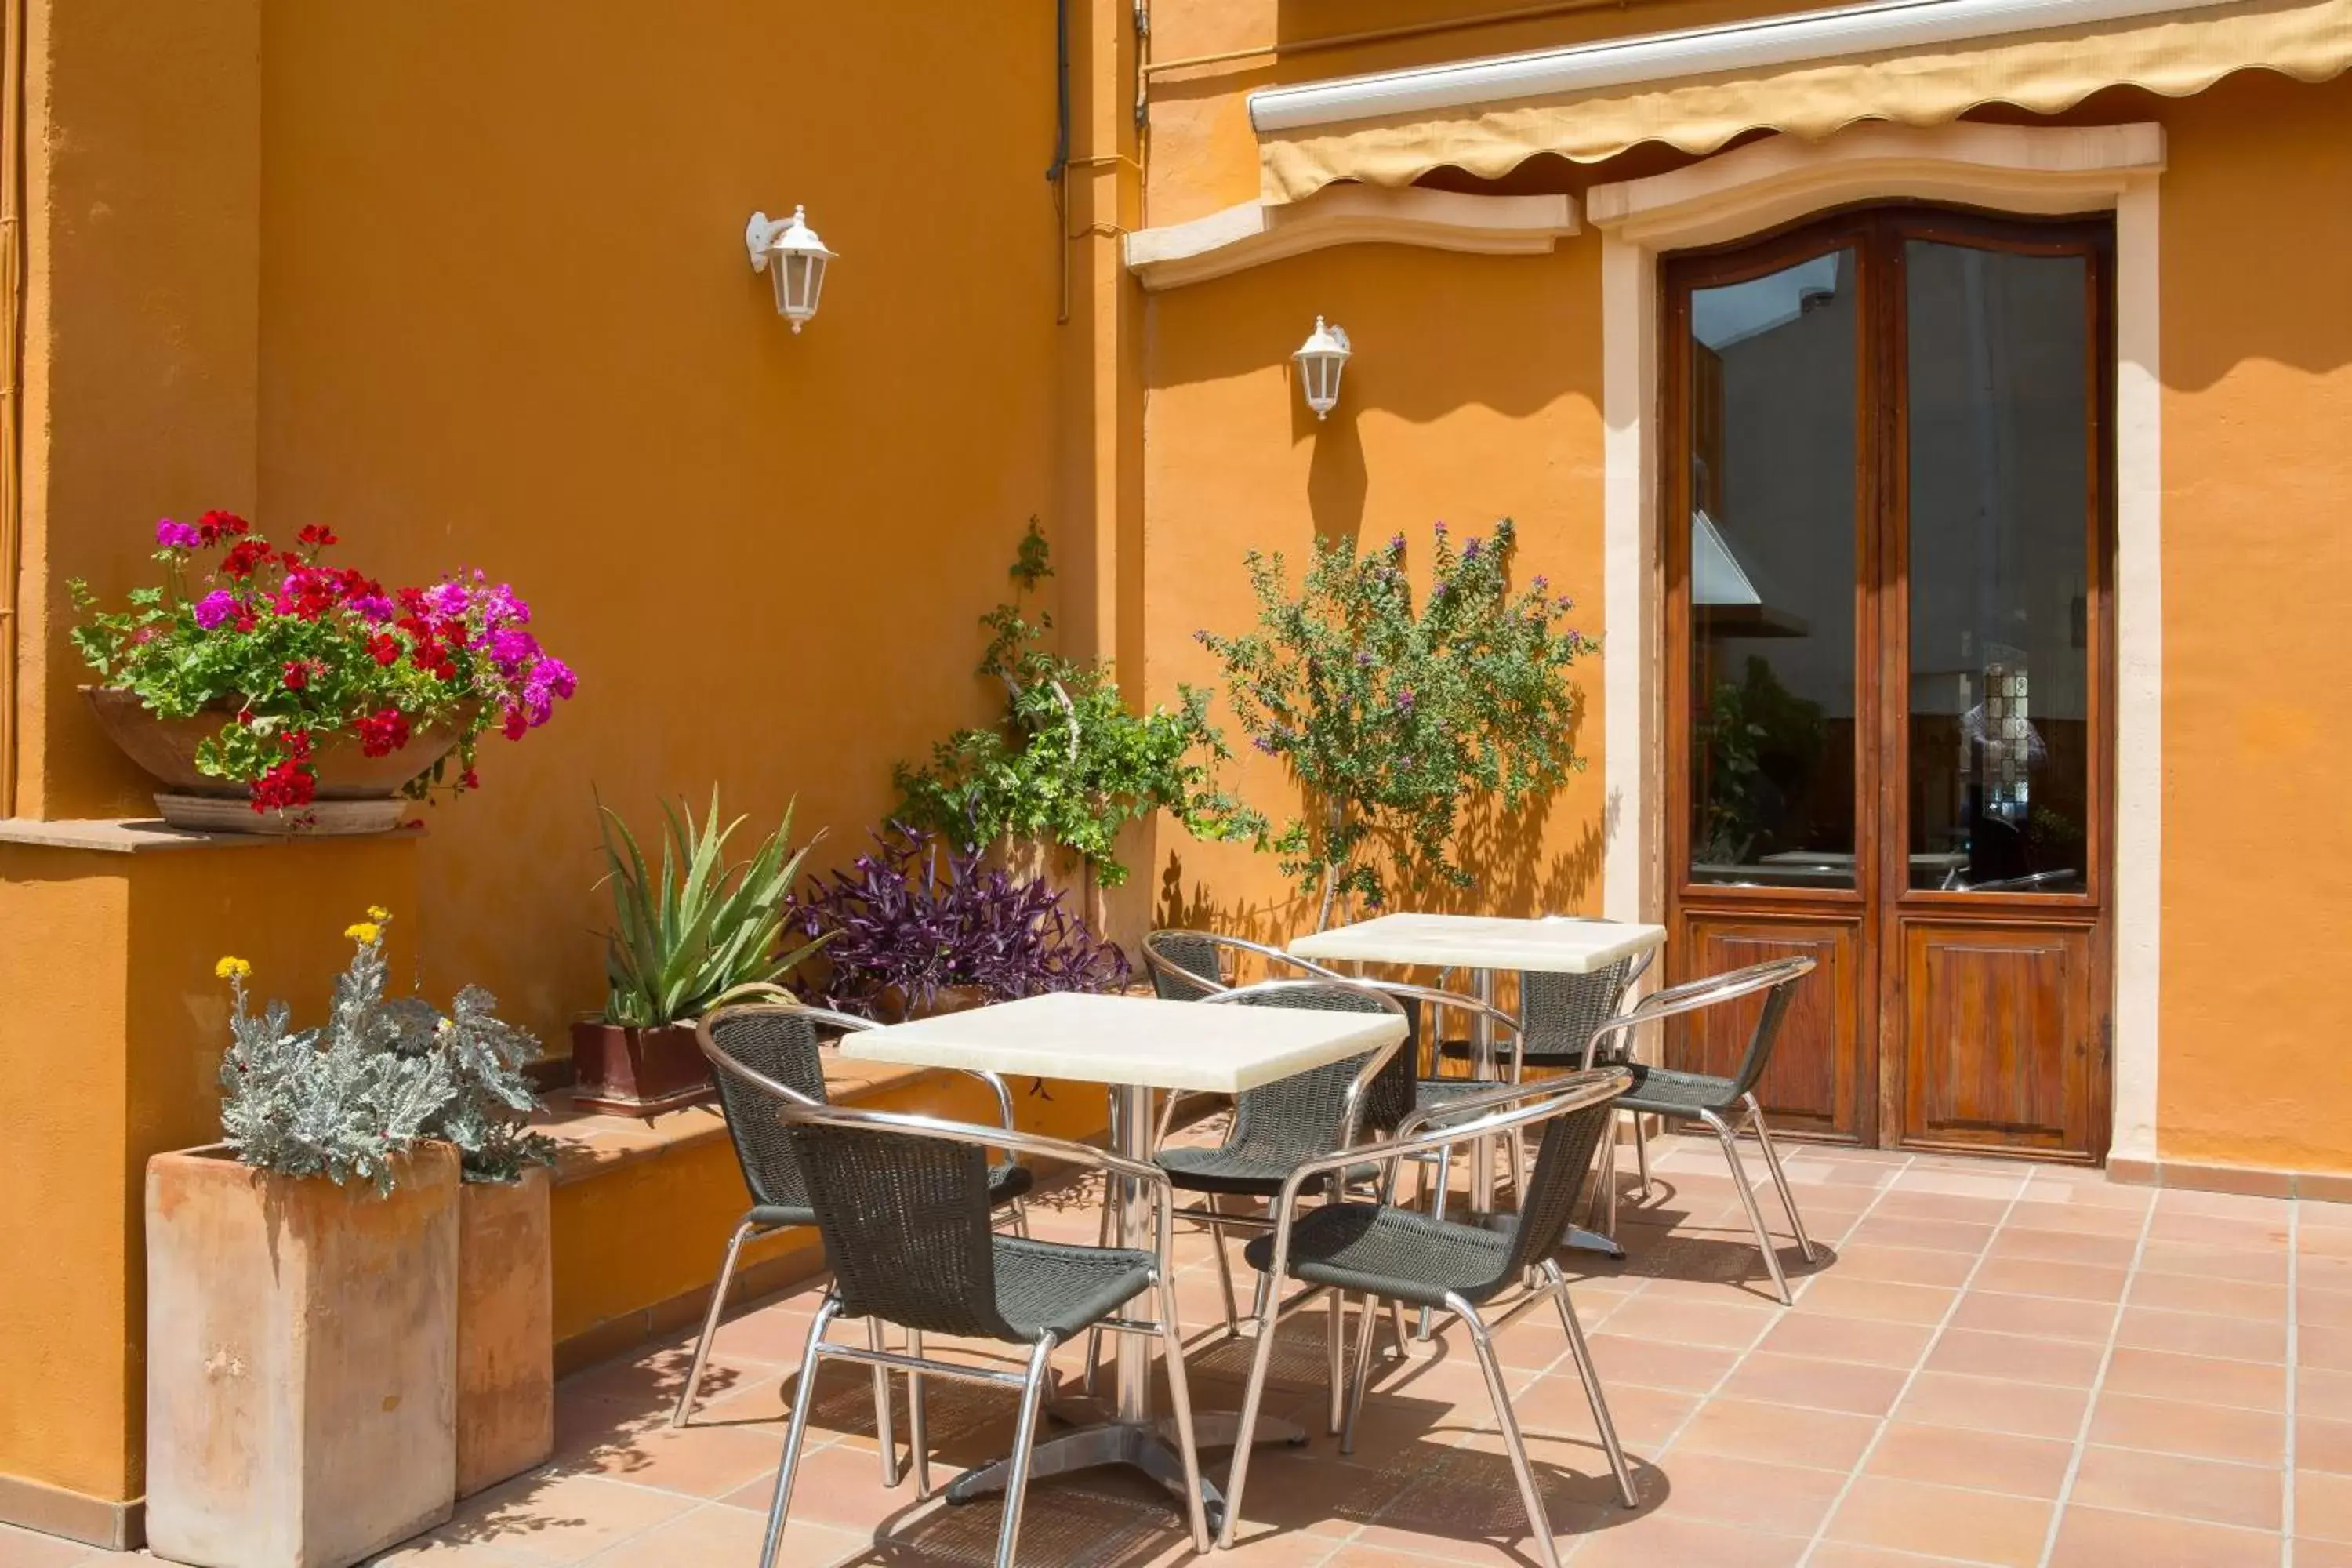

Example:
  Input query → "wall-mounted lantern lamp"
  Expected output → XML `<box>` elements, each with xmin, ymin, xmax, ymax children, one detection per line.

<box><xmin>744</xmin><ymin>206</ymin><xmax>835</xmax><ymax>332</ymax></box>
<box><xmin>1294</xmin><ymin>317</ymin><xmax>1352</xmax><ymax>420</ymax></box>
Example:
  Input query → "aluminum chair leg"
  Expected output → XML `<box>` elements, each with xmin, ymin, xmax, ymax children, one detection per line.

<box><xmin>1632</xmin><ymin>1112</ymin><xmax>1653</xmax><ymax>1200</ymax></box>
<box><xmin>1341</xmin><ymin>1293</ymin><xmax>1379</xmax><ymax>1455</ymax></box>
<box><xmin>1745</xmin><ymin>1094</ymin><xmax>1817</xmax><ymax>1263</ymax></box>
<box><xmin>1210</xmin><ymin>1206</ymin><xmax>1243</xmax><ymax>1338</ymax></box>
<box><xmin>1156</xmin><ymin>1273</ymin><xmax>1214</xmax><ymax>1555</ymax></box>
<box><xmin>671</xmin><ymin>1218</ymin><xmax>757</xmax><ymax>1428</ymax></box>
<box><xmin>993</xmin><ymin>1333</ymin><xmax>1059</xmax><ymax>1568</ymax></box>
<box><xmin>1218</xmin><ymin>1267</ymin><xmax>1290</xmax><ymax>1548</ymax></box>
<box><xmin>1700</xmin><ymin>1105</ymin><xmax>1793</xmax><ymax>1305</ymax></box>
<box><xmin>1083</xmin><ymin>1186</ymin><xmax>1118</xmax><ymax>1394</ymax></box>
<box><xmin>1387</xmin><ymin>1299</ymin><xmax>1409</xmax><ymax>1361</ymax></box>
<box><xmin>1416</xmin><ymin>1146</ymin><xmax>1454</xmax><ymax>1342</ymax></box>
<box><xmin>1450</xmin><ymin>1292</ymin><xmax>1565</xmax><ymax>1568</ymax></box>
<box><xmin>1542</xmin><ymin>1261</ymin><xmax>1638</xmax><ymax>1507</ymax></box>
<box><xmin>1009</xmin><ymin>1196</ymin><xmax>1031</xmax><ymax>1239</ymax></box>
<box><xmin>906</xmin><ymin>1327</ymin><xmax>931</xmax><ymax>1500</ymax></box>
<box><xmin>869</xmin><ymin>1317</ymin><xmax>902</xmax><ymax>1487</ymax></box>
<box><xmin>1600</xmin><ymin>1124</ymin><xmax>1621</xmax><ymax>1239</ymax></box>
<box><xmin>757</xmin><ymin>1296</ymin><xmax>840</xmax><ymax>1568</ymax></box>
<box><xmin>1327</xmin><ymin>1286</ymin><xmax>1348</xmax><ymax>1436</ymax></box>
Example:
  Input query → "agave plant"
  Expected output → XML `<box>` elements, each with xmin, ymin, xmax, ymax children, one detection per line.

<box><xmin>596</xmin><ymin>789</ymin><xmax>827</xmax><ymax>1028</ymax></box>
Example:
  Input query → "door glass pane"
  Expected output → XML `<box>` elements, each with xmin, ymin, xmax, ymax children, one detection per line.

<box><xmin>1904</xmin><ymin>240</ymin><xmax>2090</xmax><ymax>893</ymax></box>
<box><xmin>1686</xmin><ymin>249</ymin><xmax>1860</xmax><ymax>889</ymax></box>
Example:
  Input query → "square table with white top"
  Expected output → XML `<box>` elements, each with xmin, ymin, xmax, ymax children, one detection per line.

<box><xmin>1290</xmin><ymin>913</ymin><xmax>1668</xmax><ymax>1217</ymax></box>
<box><xmin>836</xmin><ymin>990</ymin><xmax>1407</xmax><ymax>1524</ymax></box>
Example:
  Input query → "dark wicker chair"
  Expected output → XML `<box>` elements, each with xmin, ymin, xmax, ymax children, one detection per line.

<box><xmin>753</xmin><ymin>1098</ymin><xmax>1210</xmax><ymax>1568</ymax></box>
<box><xmin>671</xmin><ymin>999</ymin><xmax>1035</xmax><ymax>1446</ymax></box>
<box><xmin>1578</xmin><ymin>957</ymin><xmax>1820</xmax><ymax>1304</ymax></box>
<box><xmin>1158</xmin><ymin>978</ymin><xmax>1410</xmax><ymax>1335</ymax></box>
<box><xmin>1223</xmin><ymin>1069</ymin><xmax>1640</xmax><ymax>1564</ymax></box>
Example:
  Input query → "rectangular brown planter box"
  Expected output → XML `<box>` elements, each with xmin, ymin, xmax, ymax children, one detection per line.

<box><xmin>569</xmin><ymin>1019</ymin><xmax>712</xmax><ymax>1115</ymax></box>
<box><xmin>146</xmin><ymin>1144</ymin><xmax>459</xmax><ymax>1568</ymax></box>
<box><xmin>456</xmin><ymin>1167</ymin><xmax>554</xmax><ymax>1498</ymax></box>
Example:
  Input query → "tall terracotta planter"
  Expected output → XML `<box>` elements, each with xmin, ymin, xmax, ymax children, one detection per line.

<box><xmin>456</xmin><ymin>1167</ymin><xmax>554</xmax><ymax>1498</ymax></box>
<box><xmin>146</xmin><ymin>1145</ymin><xmax>460</xmax><ymax>1568</ymax></box>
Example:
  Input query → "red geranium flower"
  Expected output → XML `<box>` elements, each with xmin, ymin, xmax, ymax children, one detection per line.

<box><xmin>356</xmin><ymin>707</ymin><xmax>410</xmax><ymax>758</ymax></box>
<box><xmin>281</xmin><ymin>660</ymin><xmax>309</xmax><ymax>691</ymax></box>
<box><xmin>221</xmin><ymin>538</ymin><xmax>273</xmax><ymax>580</ymax></box>
<box><xmin>196</xmin><ymin>510</ymin><xmax>250</xmax><ymax>546</ymax></box>
<box><xmin>367</xmin><ymin>633</ymin><xmax>401</xmax><ymax>666</ymax></box>
<box><xmin>296</xmin><ymin>524</ymin><xmax>339</xmax><ymax>550</ymax></box>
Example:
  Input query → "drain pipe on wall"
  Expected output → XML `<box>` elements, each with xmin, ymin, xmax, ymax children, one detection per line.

<box><xmin>1049</xmin><ymin>0</ymin><xmax>1073</xmax><ymax>324</ymax></box>
<box><xmin>0</xmin><ymin>0</ymin><xmax>24</xmax><ymax>819</ymax></box>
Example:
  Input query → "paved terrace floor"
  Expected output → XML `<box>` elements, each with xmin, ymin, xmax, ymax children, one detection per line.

<box><xmin>9</xmin><ymin>1131</ymin><xmax>2350</xmax><ymax>1568</ymax></box>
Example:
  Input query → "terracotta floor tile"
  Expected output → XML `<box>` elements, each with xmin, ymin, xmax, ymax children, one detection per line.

<box><xmin>1822</xmin><ymin>1475</ymin><xmax>2053</xmax><ymax>1566</ymax></box>
<box><xmin>1635</xmin><ymin>1449</ymin><xmax>1849</xmax><ymax>1535</ymax></box>
<box><xmin>0</xmin><ymin>1528</ymin><xmax>117</xmax><ymax>1568</ymax></box>
<box><xmin>1871</xmin><ymin>1192</ymin><xmax>2014</xmax><ymax>1225</ymax></box>
<box><xmin>1569</xmin><ymin>1513</ymin><xmax>1811</xmax><ymax>1567</ymax></box>
<box><xmin>2299</xmin><ymin>1469</ymin><xmax>2352</xmax><ymax>1544</ymax></box>
<box><xmin>2139</xmin><ymin>1240</ymin><xmax>2293</xmax><ymax>1285</ymax></box>
<box><xmin>435</xmin><ymin>1471</ymin><xmax>701</xmax><ymax>1563</ymax></box>
<box><xmin>2305</xmin><ymin>1255</ymin><xmax>2352</xmax><ymax>1295</ymax></box>
<box><xmin>1481</xmin><ymin>1374</ymin><xmax>1696</xmax><ymax>1450</ymax></box>
<box><xmin>1806</xmin><ymin>1547</ymin><xmax>1981</xmax><ymax>1568</ymax></box>
<box><xmin>1969</xmin><ymin>1256</ymin><xmax>2130</xmax><ymax>1303</ymax></box>
<box><xmin>2307</xmin><ymin>1325</ymin><xmax>2352</xmax><ymax>1374</ymax></box>
<box><xmin>1923</xmin><ymin>1327</ymin><xmax>2107</xmax><ymax>1387</ymax></box>
<box><xmin>1863</xmin><ymin>1421</ymin><xmax>2074</xmax><ymax>1499</ymax></box>
<box><xmin>2155</xmin><ymin>1188</ymin><xmax>2292</xmax><ymax>1220</ymax></box>
<box><xmin>1593</xmin><ymin>1294</ymin><xmax>1778</xmax><ymax>1350</ymax></box>
<box><xmin>1758</xmin><ymin>1312</ymin><xmax>1934</xmax><ymax>1369</ymax></box>
<box><xmin>1987</xmin><ymin>1227</ymin><xmax>2140</xmax><ymax>1269</ymax></box>
<box><xmin>2126</xmin><ymin>1272</ymin><xmax>2289</xmax><ymax>1320</ymax></box>
<box><xmin>2101</xmin><ymin>1346</ymin><xmax>2287</xmax><ymax>1412</ymax></box>
<box><xmin>1671</xmin><ymin>1397</ymin><xmax>1882</xmax><ymax>1472</ymax></box>
<box><xmin>550</xmin><ymin>1417</ymin><xmax>790</xmax><ymax>1499</ymax></box>
<box><xmin>1828</xmin><ymin>1244</ymin><xmax>1980</xmax><ymax>1289</ymax></box>
<box><xmin>2302</xmin><ymin>1416</ymin><xmax>2352</xmax><ymax>1475</ymax></box>
<box><xmin>1947</xmin><ymin>1290</ymin><xmax>2118</xmax><ymax>1342</ymax></box>
<box><xmin>1890</xmin><ymin>1371</ymin><xmax>2091</xmax><ymax>1440</ymax></box>
<box><xmin>1581</xmin><ymin>1332</ymin><xmax>1741</xmax><ymax>1394</ymax></box>
<box><xmin>1218</xmin><ymin>1451</ymin><xmax>1417</xmax><ymax>1539</ymax></box>
<box><xmin>586</xmin><ymin>1501</ymin><xmax>862</xmax><ymax>1567</ymax></box>
<box><xmin>2085</xmin><ymin>1392</ymin><xmax>2287</xmax><ymax>1465</ymax></box>
<box><xmin>1716</xmin><ymin>1352</ymin><xmax>1910</xmax><ymax>1417</ymax></box>
<box><xmin>2043</xmin><ymin>1504</ymin><xmax>2282</xmax><ymax>1568</ymax></box>
<box><xmin>2306</xmin><ymin>1289</ymin><xmax>2352</xmax><ymax>1329</ymax></box>
<box><xmin>2112</xmin><ymin>1305</ymin><xmax>2287</xmax><ymax>1364</ymax></box>
<box><xmin>1794</xmin><ymin>1276</ymin><xmax>1958</xmax><ymax>1325</ymax></box>
<box><xmin>2298</xmin><ymin>1541</ymin><xmax>2352</xmax><ymax>1568</ymax></box>
<box><xmin>2147</xmin><ymin>1210</ymin><xmax>2291</xmax><ymax>1250</ymax></box>
<box><xmin>2001</xmin><ymin>1199</ymin><xmax>2149</xmax><ymax>1238</ymax></box>
<box><xmin>2066</xmin><ymin>1445</ymin><xmax>2284</xmax><ymax>1530</ymax></box>
<box><xmin>1889</xmin><ymin>1169</ymin><xmax>2027</xmax><ymax>1201</ymax></box>
<box><xmin>2307</xmin><ymin>1370</ymin><xmax>2352</xmax><ymax>1422</ymax></box>
<box><xmin>1846</xmin><ymin>1215</ymin><xmax>1996</xmax><ymax>1254</ymax></box>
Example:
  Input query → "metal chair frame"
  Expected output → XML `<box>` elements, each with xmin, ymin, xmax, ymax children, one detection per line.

<box><xmin>670</xmin><ymin>996</ymin><xmax>1031</xmax><ymax>1449</ymax></box>
<box><xmin>1222</xmin><ymin>1072</ymin><xmax>1641</xmax><ymax>1564</ymax></box>
<box><xmin>1573</xmin><ymin>957</ymin><xmax>1820</xmax><ymax>1304</ymax></box>
<box><xmin>753</xmin><ymin>1098</ymin><xmax>1210</xmax><ymax>1568</ymax></box>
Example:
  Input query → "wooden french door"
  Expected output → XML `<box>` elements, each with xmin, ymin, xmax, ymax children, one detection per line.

<box><xmin>1662</xmin><ymin>205</ymin><xmax>2115</xmax><ymax>1160</ymax></box>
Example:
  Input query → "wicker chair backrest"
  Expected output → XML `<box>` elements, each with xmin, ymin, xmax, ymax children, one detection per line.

<box><xmin>702</xmin><ymin>1007</ymin><xmax>844</xmax><ymax>1212</ymax></box>
<box><xmin>1715</xmin><ymin>971</ymin><xmax>1803</xmax><ymax>1102</ymax></box>
<box><xmin>784</xmin><ymin>1120</ymin><xmax>1021</xmax><ymax>1339</ymax></box>
<box><xmin>1214</xmin><ymin>980</ymin><xmax>1414</xmax><ymax>1149</ymax></box>
<box><xmin>1496</xmin><ymin>1091</ymin><xmax>1620</xmax><ymax>1284</ymax></box>
<box><xmin>1143</xmin><ymin>930</ymin><xmax>1225</xmax><ymax>1001</ymax></box>
<box><xmin>1521</xmin><ymin>960</ymin><xmax>1637</xmax><ymax>1063</ymax></box>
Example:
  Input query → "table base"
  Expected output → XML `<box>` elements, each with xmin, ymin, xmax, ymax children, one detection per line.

<box><xmin>942</xmin><ymin>1410</ymin><xmax>1307</xmax><ymax>1530</ymax></box>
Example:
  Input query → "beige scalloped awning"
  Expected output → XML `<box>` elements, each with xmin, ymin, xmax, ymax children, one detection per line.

<box><xmin>1256</xmin><ymin>0</ymin><xmax>2352</xmax><ymax>204</ymax></box>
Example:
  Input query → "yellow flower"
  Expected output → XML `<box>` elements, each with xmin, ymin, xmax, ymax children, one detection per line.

<box><xmin>214</xmin><ymin>956</ymin><xmax>252</xmax><ymax>980</ymax></box>
<box><xmin>367</xmin><ymin>905</ymin><xmax>392</xmax><ymax>923</ymax></box>
<box><xmin>343</xmin><ymin>921</ymin><xmax>383</xmax><ymax>945</ymax></box>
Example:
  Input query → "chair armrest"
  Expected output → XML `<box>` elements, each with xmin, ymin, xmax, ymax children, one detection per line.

<box><xmin>947</xmin><ymin>1067</ymin><xmax>1021</xmax><ymax>1136</ymax></box>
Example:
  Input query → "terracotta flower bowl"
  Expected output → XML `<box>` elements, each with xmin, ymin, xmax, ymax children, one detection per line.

<box><xmin>82</xmin><ymin>685</ymin><xmax>465</xmax><ymax>835</ymax></box>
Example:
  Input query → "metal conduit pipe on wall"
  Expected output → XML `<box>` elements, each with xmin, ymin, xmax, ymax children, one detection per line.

<box><xmin>0</xmin><ymin>0</ymin><xmax>22</xmax><ymax>819</ymax></box>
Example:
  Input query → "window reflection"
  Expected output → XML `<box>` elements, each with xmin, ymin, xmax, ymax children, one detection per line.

<box><xmin>1686</xmin><ymin>249</ymin><xmax>1859</xmax><ymax>889</ymax></box>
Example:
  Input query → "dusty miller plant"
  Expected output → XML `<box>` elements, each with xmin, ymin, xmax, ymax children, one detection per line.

<box><xmin>216</xmin><ymin>913</ymin><xmax>554</xmax><ymax>1192</ymax></box>
<box><xmin>1198</xmin><ymin>519</ymin><xmax>1600</xmax><ymax>928</ymax></box>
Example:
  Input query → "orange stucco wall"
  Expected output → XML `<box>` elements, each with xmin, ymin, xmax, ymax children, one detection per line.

<box><xmin>2149</xmin><ymin>73</ymin><xmax>2352</xmax><ymax>1173</ymax></box>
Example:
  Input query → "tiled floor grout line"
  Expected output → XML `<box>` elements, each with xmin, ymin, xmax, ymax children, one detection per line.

<box><xmin>2030</xmin><ymin>1181</ymin><xmax>2164</xmax><ymax>1568</ymax></box>
<box><xmin>2285</xmin><ymin>1198</ymin><xmax>2302</xmax><ymax>1567</ymax></box>
<box><xmin>1789</xmin><ymin>1167</ymin><xmax>2037</xmax><ymax>1568</ymax></box>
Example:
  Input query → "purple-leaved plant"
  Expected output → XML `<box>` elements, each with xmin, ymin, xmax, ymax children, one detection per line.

<box><xmin>792</xmin><ymin>825</ymin><xmax>1129</xmax><ymax>1019</ymax></box>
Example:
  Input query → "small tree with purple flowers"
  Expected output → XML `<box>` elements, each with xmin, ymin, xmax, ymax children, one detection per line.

<box><xmin>1197</xmin><ymin>519</ymin><xmax>1599</xmax><ymax>929</ymax></box>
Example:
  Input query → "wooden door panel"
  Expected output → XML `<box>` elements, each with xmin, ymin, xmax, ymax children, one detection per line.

<box><xmin>1898</xmin><ymin>920</ymin><xmax>2100</xmax><ymax>1158</ymax></box>
<box><xmin>1671</xmin><ymin>914</ymin><xmax>1864</xmax><ymax>1142</ymax></box>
